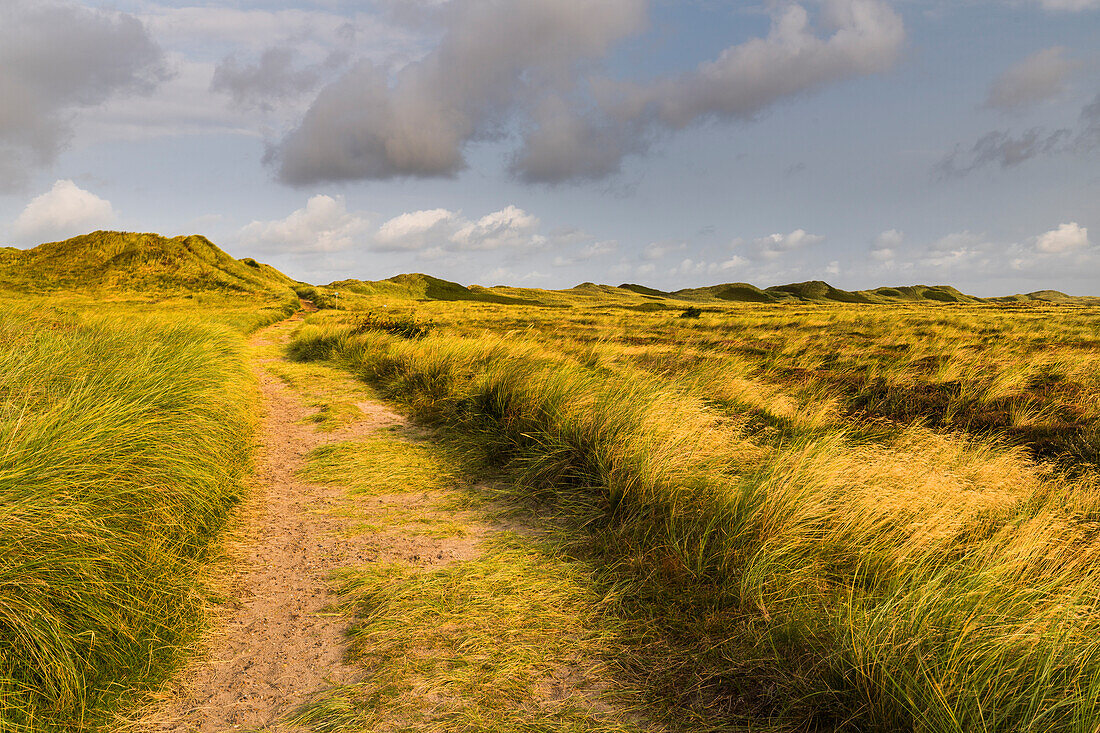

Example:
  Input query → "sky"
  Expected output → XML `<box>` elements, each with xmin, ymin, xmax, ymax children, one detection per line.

<box><xmin>1</xmin><ymin>0</ymin><xmax>1098</xmax><ymax>295</ymax></box>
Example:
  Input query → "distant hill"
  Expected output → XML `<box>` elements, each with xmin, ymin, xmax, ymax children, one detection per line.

<box><xmin>330</xmin><ymin>273</ymin><xmax>540</xmax><ymax>305</ymax></box>
<box><xmin>326</xmin><ymin>274</ymin><xmax>1096</xmax><ymax>307</ymax></box>
<box><xmin>0</xmin><ymin>231</ymin><xmax>296</xmax><ymax>295</ymax></box>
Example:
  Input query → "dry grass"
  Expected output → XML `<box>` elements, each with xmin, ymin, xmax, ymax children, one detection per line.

<box><xmin>288</xmin><ymin>295</ymin><xmax>1100</xmax><ymax>732</ymax></box>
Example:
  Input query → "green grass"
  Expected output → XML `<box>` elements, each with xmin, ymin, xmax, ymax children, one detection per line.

<box><xmin>0</xmin><ymin>230</ymin><xmax>297</xmax><ymax>297</ymax></box>
<box><xmin>0</xmin><ymin>299</ymin><xmax>278</xmax><ymax>730</ymax></box>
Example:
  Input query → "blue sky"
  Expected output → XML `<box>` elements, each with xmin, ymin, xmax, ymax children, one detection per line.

<box><xmin>1</xmin><ymin>0</ymin><xmax>1098</xmax><ymax>295</ymax></box>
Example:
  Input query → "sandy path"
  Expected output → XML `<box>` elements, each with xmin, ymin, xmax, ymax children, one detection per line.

<box><xmin>131</xmin><ymin>313</ymin><xmax>410</xmax><ymax>732</ymax></box>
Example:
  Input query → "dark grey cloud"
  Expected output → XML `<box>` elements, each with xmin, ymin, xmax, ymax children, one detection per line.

<box><xmin>273</xmin><ymin>0</ymin><xmax>648</xmax><ymax>184</ymax></box>
<box><xmin>271</xmin><ymin>0</ymin><xmax>904</xmax><ymax>186</ymax></box>
<box><xmin>210</xmin><ymin>23</ymin><xmax>354</xmax><ymax>112</ymax></box>
<box><xmin>937</xmin><ymin>92</ymin><xmax>1100</xmax><ymax>178</ymax></box>
<box><xmin>0</xmin><ymin>0</ymin><xmax>168</xmax><ymax>191</ymax></box>
<box><xmin>212</xmin><ymin>47</ymin><xmax>325</xmax><ymax>111</ymax></box>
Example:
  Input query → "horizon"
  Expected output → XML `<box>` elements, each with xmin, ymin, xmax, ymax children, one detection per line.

<box><xmin>1</xmin><ymin>1</ymin><xmax>1098</xmax><ymax>297</ymax></box>
<box><xmin>11</xmin><ymin>227</ymin><xmax>1098</xmax><ymax>299</ymax></box>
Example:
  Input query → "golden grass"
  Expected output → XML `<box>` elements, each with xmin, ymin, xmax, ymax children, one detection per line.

<box><xmin>288</xmin><ymin>296</ymin><xmax>1100</xmax><ymax>731</ymax></box>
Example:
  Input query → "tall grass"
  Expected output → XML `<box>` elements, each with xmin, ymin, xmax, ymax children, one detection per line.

<box><xmin>291</xmin><ymin>316</ymin><xmax>1100</xmax><ymax>731</ymax></box>
<box><xmin>0</xmin><ymin>310</ymin><xmax>257</xmax><ymax>730</ymax></box>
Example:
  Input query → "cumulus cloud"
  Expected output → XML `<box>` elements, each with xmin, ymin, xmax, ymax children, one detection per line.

<box><xmin>986</xmin><ymin>47</ymin><xmax>1077</xmax><ymax>111</ymax></box>
<box><xmin>630</xmin><ymin>0</ymin><xmax>903</xmax><ymax>129</ymax></box>
<box><xmin>238</xmin><ymin>195</ymin><xmax>371</xmax><ymax>253</ymax></box>
<box><xmin>1035</xmin><ymin>222</ymin><xmax>1089</xmax><ymax>253</ymax></box>
<box><xmin>0</xmin><ymin>1</ymin><xmax>168</xmax><ymax>190</ymax></box>
<box><xmin>736</xmin><ymin>229</ymin><xmax>826</xmax><ymax>260</ymax></box>
<box><xmin>515</xmin><ymin>0</ymin><xmax>904</xmax><ymax>182</ymax></box>
<box><xmin>272</xmin><ymin>0</ymin><xmax>903</xmax><ymax>185</ymax></box>
<box><xmin>374</xmin><ymin>208</ymin><xmax>458</xmax><ymax>251</ymax></box>
<box><xmin>273</xmin><ymin>0</ymin><xmax>647</xmax><ymax>184</ymax></box>
<box><xmin>251</xmin><ymin>201</ymin><xmax>553</xmax><ymax>258</ymax></box>
<box><xmin>12</xmin><ymin>180</ymin><xmax>116</xmax><ymax>245</ymax></box>
<box><xmin>871</xmin><ymin>229</ymin><xmax>904</xmax><ymax>260</ymax></box>
<box><xmin>451</xmin><ymin>206</ymin><xmax>543</xmax><ymax>251</ymax></box>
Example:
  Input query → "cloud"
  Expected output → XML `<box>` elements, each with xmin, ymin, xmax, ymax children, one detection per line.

<box><xmin>272</xmin><ymin>0</ymin><xmax>903</xmax><ymax>186</ymax></box>
<box><xmin>552</xmin><ymin>238</ymin><xmax>619</xmax><ymax>267</ymax></box>
<box><xmin>238</xmin><ymin>194</ymin><xmax>371</xmax><ymax>253</ymax></box>
<box><xmin>937</xmin><ymin>92</ymin><xmax>1100</xmax><ymax>177</ymax></box>
<box><xmin>514</xmin><ymin>0</ymin><xmax>904</xmax><ymax>182</ymax></box>
<box><xmin>211</xmin><ymin>45</ymin><xmax>339</xmax><ymax>111</ymax></box>
<box><xmin>263</xmin><ymin>202</ymin><xmax>552</xmax><ymax>257</ymax></box>
<box><xmin>629</xmin><ymin>0</ymin><xmax>903</xmax><ymax>129</ymax></box>
<box><xmin>936</xmin><ymin>127</ymin><xmax>1073</xmax><ymax>177</ymax></box>
<box><xmin>12</xmin><ymin>180</ymin><xmax>116</xmax><ymax>245</ymax></box>
<box><xmin>859</xmin><ymin>223</ymin><xmax>1096</xmax><ymax>285</ymax></box>
<box><xmin>0</xmin><ymin>1</ymin><xmax>168</xmax><ymax>189</ymax></box>
<box><xmin>451</xmin><ymin>206</ymin><xmax>543</xmax><ymax>251</ymax></box>
<box><xmin>1035</xmin><ymin>222</ymin><xmax>1089</xmax><ymax>253</ymax></box>
<box><xmin>375</xmin><ymin>208</ymin><xmax>458</xmax><ymax>251</ymax></box>
<box><xmin>871</xmin><ymin>228</ymin><xmax>904</xmax><ymax>260</ymax></box>
<box><xmin>738</xmin><ymin>229</ymin><xmax>826</xmax><ymax>260</ymax></box>
<box><xmin>643</xmin><ymin>240</ymin><xmax>688</xmax><ymax>260</ymax></box>
<box><xmin>985</xmin><ymin>47</ymin><xmax>1077</xmax><ymax>112</ymax></box>
<box><xmin>272</xmin><ymin>0</ymin><xmax>647</xmax><ymax>184</ymax></box>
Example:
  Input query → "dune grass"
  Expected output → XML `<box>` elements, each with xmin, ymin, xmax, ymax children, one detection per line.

<box><xmin>291</xmin><ymin>536</ymin><xmax>652</xmax><ymax>733</ymax></box>
<box><xmin>0</xmin><ymin>300</ymin><xmax>275</xmax><ymax>730</ymax></box>
<box><xmin>288</xmin><ymin>302</ymin><xmax>1100</xmax><ymax>732</ymax></box>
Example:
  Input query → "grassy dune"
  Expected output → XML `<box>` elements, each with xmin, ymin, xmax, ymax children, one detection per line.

<box><xmin>0</xmin><ymin>235</ymin><xmax>298</xmax><ymax>731</ymax></box>
<box><xmin>0</xmin><ymin>303</ymin><xmax>269</xmax><ymax>730</ymax></box>
<box><xmin>289</xmin><ymin>300</ymin><xmax>1100</xmax><ymax>732</ymax></box>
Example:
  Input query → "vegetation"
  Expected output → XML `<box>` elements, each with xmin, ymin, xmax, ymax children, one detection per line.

<box><xmin>0</xmin><ymin>305</ymin><xmax>263</xmax><ymax>729</ymax></box>
<box><xmin>0</xmin><ymin>232</ymin><xmax>301</xmax><ymax>730</ymax></box>
<box><xmin>0</xmin><ymin>230</ymin><xmax>297</xmax><ymax>297</ymax></box>
<box><xmin>5</xmin><ymin>223</ymin><xmax>1100</xmax><ymax>731</ymax></box>
<box><xmin>288</xmin><ymin>289</ymin><xmax>1100</xmax><ymax>732</ymax></box>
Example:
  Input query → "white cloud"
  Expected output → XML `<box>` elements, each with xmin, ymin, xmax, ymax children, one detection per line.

<box><xmin>737</xmin><ymin>229</ymin><xmax>826</xmax><ymax>260</ymax></box>
<box><xmin>985</xmin><ymin>47</ymin><xmax>1077</xmax><ymax>111</ymax></box>
<box><xmin>643</xmin><ymin>240</ymin><xmax>688</xmax><ymax>260</ymax></box>
<box><xmin>244</xmin><ymin>200</ymin><xmax>557</xmax><ymax>259</ymax></box>
<box><xmin>12</xmin><ymin>180</ymin><xmax>116</xmax><ymax>245</ymax></box>
<box><xmin>238</xmin><ymin>194</ymin><xmax>371</xmax><ymax>253</ymax></box>
<box><xmin>1035</xmin><ymin>222</ymin><xmax>1089</xmax><ymax>253</ymax></box>
<box><xmin>450</xmin><ymin>205</ymin><xmax>542</xmax><ymax>251</ymax></box>
<box><xmin>375</xmin><ymin>208</ymin><xmax>458</xmax><ymax>251</ymax></box>
<box><xmin>710</xmin><ymin>255</ymin><xmax>748</xmax><ymax>273</ymax></box>
<box><xmin>871</xmin><ymin>228</ymin><xmax>903</xmax><ymax>260</ymax></box>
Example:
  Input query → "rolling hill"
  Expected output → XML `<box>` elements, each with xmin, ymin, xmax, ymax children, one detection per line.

<box><xmin>327</xmin><ymin>274</ymin><xmax>1090</xmax><ymax>307</ymax></box>
<box><xmin>0</xmin><ymin>231</ymin><xmax>296</xmax><ymax>295</ymax></box>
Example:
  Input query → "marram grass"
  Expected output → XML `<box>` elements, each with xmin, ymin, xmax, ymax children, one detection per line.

<box><xmin>290</xmin><ymin>312</ymin><xmax>1100</xmax><ymax>732</ymax></box>
<box><xmin>0</xmin><ymin>309</ymin><xmax>257</xmax><ymax>730</ymax></box>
